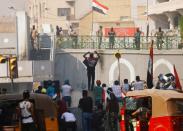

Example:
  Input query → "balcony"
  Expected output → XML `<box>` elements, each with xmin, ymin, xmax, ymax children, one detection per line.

<box><xmin>55</xmin><ymin>35</ymin><xmax>182</xmax><ymax>50</ymax></box>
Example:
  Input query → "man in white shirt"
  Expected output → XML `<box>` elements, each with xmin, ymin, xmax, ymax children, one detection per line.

<box><xmin>132</xmin><ymin>76</ymin><xmax>144</xmax><ymax>90</ymax></box>
<box><xmin>61</xmin><ymin>80</ymin><xmax>73</xmax><ymax>107</ymax></box>
<box><xmin>122</xmin><ymin>79</ymin><xmax>131</xmax><ymax>93</ymax></box>
<box><xmin>19</xmin><ymin>90</ymin><xmax>36</xmax><ymax>131</ymax></box>
<box><xmin>61</xmin><ymin>110</ymin><xmax>77</xmax><ymax>131</ymax></box>
<box><xmin>112</xmin><ymin>80</ymin><xmax>122</xmax><ymax>102</ymax></box>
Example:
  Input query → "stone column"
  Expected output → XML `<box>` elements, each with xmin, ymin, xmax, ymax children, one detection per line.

<box><xmin>16</xmin><ymin>11</ymin><xmax>29</xmax><ymax>60</ymax></box>
<box><xmin>165</xmin><ymin>12</ymin><xmax>179</xmax><ymax>30</ymax></box>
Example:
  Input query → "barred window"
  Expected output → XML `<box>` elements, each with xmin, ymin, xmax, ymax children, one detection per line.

<box><xmin>57</xmin><ymin>8</ymin><xmax>70</xmax><ymax>16</ymax></box>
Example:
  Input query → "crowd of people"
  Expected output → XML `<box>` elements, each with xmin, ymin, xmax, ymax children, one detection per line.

<box><xmin>31</xmin><ymin>74</ymin><xmax>147</xmax><ymax>131</ymax></box>
<box><xmin>2</xmin><ymin>71</ymin><xmax>177</xmax><ymax>131</ymax></box>
<box><xmin>33</xmin><ymin>80</ymin><xmax>75</xmax><ymax>131</ymax></box>
<box><xmin>77</xmin><ymin>74</ymin><xmax>150</xmax><ymax>131</ymax></box>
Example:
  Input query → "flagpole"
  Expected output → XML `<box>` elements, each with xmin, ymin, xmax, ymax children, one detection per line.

<box><xmin>173</xmin><ymin>64</ymin><xmax>182</xmax><ymax>91</ymax></box>
<box><xmin>92</xmin><ymin>10</ymin><xmax>94</xmax><ymax>48</ymax></box>
<box><xmin>92</xmin><ymin>10</ymin><xmax>94</xmax><ymax>35</ymax></box>
<box><xmin>146</xmin><ymin>0</ymin><xmax>149</xmax><ymax>49</ymax></box>
<box><xmin>146</xmin><ymin>40</ymin><xmax>153</xmax><ymax>89</ymax></box>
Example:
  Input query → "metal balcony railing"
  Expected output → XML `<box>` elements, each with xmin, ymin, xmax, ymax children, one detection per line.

<box><xmin>54</xmin><ymin>35</ymin><xmax>183</xmax><ymax>50</ymax></box>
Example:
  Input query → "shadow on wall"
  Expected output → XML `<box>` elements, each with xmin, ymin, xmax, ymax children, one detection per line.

<box><xmin>54</xmin><ymin>50</ymin><xmax>88</xmax><ymax>91</ymax></box>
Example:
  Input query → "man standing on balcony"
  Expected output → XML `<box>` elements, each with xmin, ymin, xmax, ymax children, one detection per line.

<box><xmin>83</xmin><ymin>51</ymin><xmax>100</xmax><ymax>91</ymax></box>
<box><xmin>134</xmin><ymin>28</ymin><xmax>141</xmax><ymax>50</ymax></box>
<box><xmin>97</xmin><ymin>26</ymin><xmax>103</xmax><ymax>49</ymax></box>
<box><xmin>155</xmin><ymin>27</ymin><xmax>164</xmax><ymax>50</ymax></box>
<box><xmin>108</xmin><ymin>27</ymin><xmax>116</xmax><ymax>49</ymax></box>
<box><xmin>31</xmin><ymin>25</ymin><xmax>38</xmax><ymax>50</ymax></box>
<box><xmin>70</xmin><ymin>29</ymin><xmax>78</xmax><ymax>48</ymax></box>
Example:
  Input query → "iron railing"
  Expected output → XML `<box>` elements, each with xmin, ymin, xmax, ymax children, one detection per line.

<box><xmin>38</xmin><ymin>35</ymin><xmax>183</xmax><ymax>50</ymax></box>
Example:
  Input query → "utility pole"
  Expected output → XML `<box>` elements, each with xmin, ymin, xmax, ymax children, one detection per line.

<box><xmin>115</xmin><ymin>50</ymin><xmax>121</xmax><ymax>84</ymax></box>
<box><xmin>146</xmin><ymin>0</ymin><xmax>149</xmax><ymax>46</ymax></box>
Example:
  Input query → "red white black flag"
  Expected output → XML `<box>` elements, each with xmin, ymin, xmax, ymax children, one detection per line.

<box><xmin>92</xmin><ymin>0</ymin><xmax>109</xmax><ymax>15</ymax></box>
<box><xmin>173</xmin><ymin>65</ymin><xmax>182</xmax><ymax>91</ymax></box>
<box><xmin>146</xmin><ymin>42</ymin><xmax>153</xmax><ymax>89</ymax></box>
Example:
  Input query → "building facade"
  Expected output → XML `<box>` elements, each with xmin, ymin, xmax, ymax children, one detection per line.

<box><xmin>27</xmin><ymin>0</ymin><xmax>154</xmax><ymax>35</ymax></box>
<box><xmin>149</xmin><ymin>0</ymin><xmax>183</xmax><ymax>30</ymax></box>
<box><xmin>0</xmin><ymin>0</ymin><xmax>30</xmax><ymax>59</ymax></box>
<box><xmin>28</xmin><ymin>0</ymin><xmax>78</xmax><ymax>33</ymax></box>
<box><xmin>76</xmin><ymin>0</ymin><xmax>153</xmax><ymax>36</ymax></box>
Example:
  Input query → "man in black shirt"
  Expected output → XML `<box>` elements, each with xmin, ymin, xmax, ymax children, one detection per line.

<box><xmin>78</xmin><ymin>90</ymin><xmax>93</xmax><ymax>131</ymax></box>
<box><xmin>83</xmin><ymin>51</ymin><xmax>100</xmax><ymax>91</ymax></box>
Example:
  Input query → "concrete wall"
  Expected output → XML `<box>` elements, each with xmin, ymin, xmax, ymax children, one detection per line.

<box><xmin>0</xmin><ymin>60</ymin><xmax>53</xmax><ymax>94</ymax></box>
<box><xmin>54</xmin><ymin>48</ymin><xmax>183</xmax><ymax>108</ymax></box>
<box><xmin>28</xmin><ymin>0</ymin><xmax>75</xmax><ymax>32</ymax></box>
<box><xmin>75</xmin><ymin>0</ymin><xmax>91</xmax><ymax>19</ymax></box>
<box><xmin>0</xmin><ymin>0</ymin><xmax>28</xmax><ymax>16</ymax></box>
<box><xmin>0</xmin><ymin>60</ymin><xmax>53</xmax><ymax>83</ymax></box>
<box><xmin>16</xmin><ymin>11</ymin><xmax>30</xmax><ymax>60</ymax></box>
<box><xmin>0</xmin><ymin>11</ymin><xmax>30</xmax><ymax>60</ymax></box>
<box><xmin>54</xmin><ymin>49</ymin><xmax>183</xmax><ymax>90</ymax></box>
<box><xmin>79</xmin><ymin>12</ymin><xmax>93</xmax><ymax>35</ymax></box>
<box><xmin>0</xmin><ymin>33</ymin><xmax>17</xmax><ymax>55</ymax></box>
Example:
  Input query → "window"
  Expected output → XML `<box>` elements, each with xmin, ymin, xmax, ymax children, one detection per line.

<box><xmin>168</xmin><ymin>99</ymin><xmax>183</xmax><ymax>115</ymax></box>
<box><xmin>57</xmin><ymin>8</ymin><xmax>70</xmax><ymax>16</ymax></box>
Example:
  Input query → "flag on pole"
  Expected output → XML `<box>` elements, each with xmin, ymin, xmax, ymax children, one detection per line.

<box><xmin>146</xmin><ymin>41</ymin><xmax>153</xmax><ymax>89</ymax></box>
<box><xmin>173</xmin><ymin>65</ymin><xmax>182</xmax><ymax>91</ymax></box>
<box><xmin>92</xmin><ymin>0</ymin><xmax>109</xmax><ymax>15</ymax></box>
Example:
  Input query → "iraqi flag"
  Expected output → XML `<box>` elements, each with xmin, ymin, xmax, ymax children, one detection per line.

<box><xmin>173</xmin><ymin>65</ymin><xmax>182</xmax><ymax>91</ymax></box>
<box><xmin>92</xmin><ymin>0</ymin><xmax>109</xmax><ymax>15</ymax></box>
<box><xmin>146</xmin><ymin>42</ymin><xmax>153</xmax><ymax>89</ymax></box>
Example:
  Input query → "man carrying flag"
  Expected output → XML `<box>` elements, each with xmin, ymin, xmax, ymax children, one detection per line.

<box><xmin>146</xmin><ymin>40</ymin><xmax>153</xmax><ymax>89</ymax></box>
